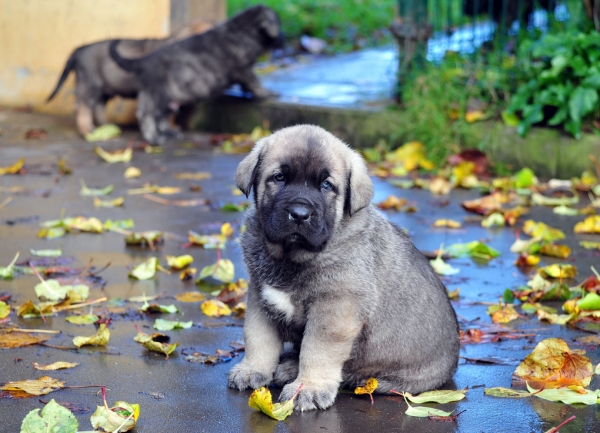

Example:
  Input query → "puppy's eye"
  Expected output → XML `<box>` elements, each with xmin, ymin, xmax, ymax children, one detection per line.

<box><xmin>321</xmin><ymin>180</ymin><xmax>333</xmax><ymax>191</ymax></box>
<box><xmin>273</xmin><ymin>173</ymin><xmax>285</xmax><ymax>182</ymax></box>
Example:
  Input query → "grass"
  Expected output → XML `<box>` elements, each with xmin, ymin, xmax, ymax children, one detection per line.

<box><xmin>228</xmin><ymin>0</ymin><xmax>396</xmax><ymax>51</ymax></box>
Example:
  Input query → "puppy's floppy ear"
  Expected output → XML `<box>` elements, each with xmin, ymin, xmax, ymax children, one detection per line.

<box><xmin>345</xmin><ymin>151</ymin><xmax>374</xmax><ymax>216</ymax></box>
<box><xmin>235</xmin><ymin>138</ymin><xmax>266</xmax><ymax>198</ymax></box>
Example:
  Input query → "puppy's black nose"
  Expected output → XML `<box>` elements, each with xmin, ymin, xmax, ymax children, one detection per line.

<box><xmin>288</xmin><ymin>205</ymin><xmax>311</xmax><ymax>223</ymax></box>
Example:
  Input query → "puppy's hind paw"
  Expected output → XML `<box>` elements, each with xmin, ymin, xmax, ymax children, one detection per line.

<box><xmin>228</xmin><ymin>363</ymin><xmax>272</xmax><ymax>390</ymax></box>
<box><xmin>279</xmin><ymin>381</ymin><xmax>339</xmax><ymax>411</ymax></box>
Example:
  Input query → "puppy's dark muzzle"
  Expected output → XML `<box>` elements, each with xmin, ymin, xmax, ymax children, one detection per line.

<box><xmin>288</xmin><ymin>204</ymin><xmax>312</xmax><ymax>224</ymax></box>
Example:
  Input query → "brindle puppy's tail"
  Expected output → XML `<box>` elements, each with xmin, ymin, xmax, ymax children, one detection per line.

<box><xmin>46</xmin><ymin>50</ymin><xmax>78</xmax><ymax>102</ymax></box>
<box><xmin>108</xmin><ymin>40</ymin><xmax>143</xmax><ymax>73</ymax></box>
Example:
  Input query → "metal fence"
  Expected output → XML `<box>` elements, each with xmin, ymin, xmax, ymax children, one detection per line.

<box><xmin>392</xmin><ymin>0</ymin><xmax>592</xmax><ymax>71</ymax></box>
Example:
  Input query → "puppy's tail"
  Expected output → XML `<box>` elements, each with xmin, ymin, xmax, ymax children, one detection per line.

<box><xmin>46</xmin><ymin>51</ymin><xmax>77</xmax><ymax>102</ymax></box>
<box><xmin>108</xmin><ymin>40</ymin><xmax>143</xmax><ymax>73</ymax></box>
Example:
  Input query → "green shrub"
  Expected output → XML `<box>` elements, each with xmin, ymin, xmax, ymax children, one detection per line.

<box><xmin>506</xmin><ymin>31</ymin><xmax>600</xmax><ymax>138</ymax></box>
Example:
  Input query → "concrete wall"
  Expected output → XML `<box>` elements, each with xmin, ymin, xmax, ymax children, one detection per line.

<box><xmin>0</xmin><ymin>0</ymin><xmax>225</xmax><ymax>123</ymax></box>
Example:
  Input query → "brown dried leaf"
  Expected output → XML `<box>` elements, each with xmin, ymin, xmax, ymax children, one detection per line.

<box><xmin>1</xmin><ymin>376</ymin><xmax>65</xmax><ymax>397</ymax></box>
<box><xmin>0</xmin><ymin>330</ymin><xmax>52</xmax><ymax>348</ymax></box>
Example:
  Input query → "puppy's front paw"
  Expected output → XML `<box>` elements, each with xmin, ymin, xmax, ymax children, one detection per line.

<box><xmin>279</xmin><ymin>381</ymin><xmax>339</xmax><ymax>411</ymax></box>
<box><xmin>228</xmin><ymin>362</ymin><xmax>273</xmax><ymax>390</ymax></box>
<box><xmin>273</xmin><ymin>357</ymin><xmax>299</xmax><ymax>386</ymax></box>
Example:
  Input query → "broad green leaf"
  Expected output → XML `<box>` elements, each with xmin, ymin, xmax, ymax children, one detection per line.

<box><xmin>510</xmin><ymin>236</ymin><xmax>542</xmax><ymax>253</ymax></box>
<box><xmin>198</xmin><ymin>259</ymin><xmax>235</xmax><ymax>284</ymax></box>
<box><xmin>34</xmin><ymin>280</ymin><xmax>89</xmax><ymax>303</ymax></box>
<box><xmin>248</xmin><ymin>386</ymin><xmax>297</xmax><ymax>421</ymax></box>
<box><xmin>20</xmin><ymin>398</ymin><xmax>78</xmax><ymax>433</ymax></box>
<box><xmin>578</xmin><ymin>293</ymin><xmax>600</xmax><ymax>310</ymax></box>
<box><xmin>526</xmin><ymin>383</ymin><xmax>599</xmax><ymax>405</ymax></box>
<box><xmin>84</xmin><ymin>124</ymin><xmax>121</xmax><ymax>142</ymax></box>
<box><xmin>513</xmin><ymin>168</ymin><xmax>536</xmax><ymax>188</ymax></box>
<box><xmin>30</xmin><ymin>249</ymin><xmax>62</xmax><ymax>257</ymax></box>
<box><xmin>153</xmin><ymin>319</ymin><xmax>193</xmax><ymax>331</ymax></box>
<box><xmin>569</xmin><ymin>87</ymin><xmax>598</xmax><ymax>123</ymax></box>
<box><xmin>484</xmin><ymin>387</ymin><xmax>531</xmax><ymax>398</ymax></box>
<box><xmin>73</xmin><ymin>323</ymin><xmax>110</xmax><ymax>348</ymax></box>
<box><xmin>65</xmin><ymin>314</ymin><xmax>99</xmax><ymax>325</ymax></box>
<box><xmin>447</xmin><ymin>241</ymin><xmax>500</xmax><ymax>260</ymax></box>
<box><xmin>404</xmin><ymin>389</ymin><xmax>467</xmax><ymax>404</ymax></box>
<box><xmin>90</xmin><ymin>400</ymin><xmax>139</xmax><ymax>432</ymax></box>
<box><xmin>129</xmin><ymin>258</ymin><xmax>158</xmax><ymax>280</ymax></box>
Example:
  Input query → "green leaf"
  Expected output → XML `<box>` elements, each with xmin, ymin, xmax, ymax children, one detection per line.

<box><xmin>0</xmin><ymin>252</ymin><xmax>20</xmax><ymax>280</ymax></box>
<box><xmin>553</xmin><ymin>205</ymin><xmax>579</xmax><ymax>216</ymax></box>
<box><xmin>153</xmin><ymin>319</ymin><xmax>193</xmax><ymax>331</ymax></box>
<box><xmin>30</xmin><ymin>249</ymin><xmax>62</xmax><ymax>257</ymax></box>
<box><xmin>569</xmin><ymin>87</ymin><xmax>598</xmax><ymax>123</ymax></box>
<box><xmin>79</xmin><ymin>179</ymin><xmax>114</xmax><ymax>197</ymax></box>
<box><xmin>481</xmin><ymin>212</ymin><xmax>505</xmax><ymax>228</ymax></box>
<box><xmin>578</xmin><ymin>293</ymin><xmax>600</xmax><ymax>311</ymax></box>
<box><xmin>65</xmin><ymin>314</ymin><xmax>99</xmax><ymax>325</ymax></box>
<box><xmin>404</xmin><ymin>389</ymin><xmax>467</xmax><ymax>404</ymax></box>
<box><xmin>429</xmin><ymin>253</ymin><xmax>459</xmax><ymax>276</ymax></box>
<box><xmin>582</xmin><ymin>73</ymin><xmax>600</xmax><ymax>89</ymax></box>
<box><xmin>20</xmin><ymin>399</ymin><xmax>78</xmax><ymax>433</ymax></box>
<box><xmin>90</xmin><ymin>400</ymin><xmax>139</xmax><ymax>432</ymax></box>
<box><xmin>198</xmin><ymin>259</ymin><xmax>235</xmax><ymax>284</ymax></box>
<box><xmin>447</xmin><ymin>241</ymin><xmax>500</xmax><ymax>260</ymax></box>
<box><xmin>503</xmin><ymin>288</ymin><xmax>515</xmax><ymax>303</ymax></box>
<box><xmin>547</xmin><ymin>106</ymin><xmax>568</xmax><ymax>126</ymax></box>
<box><xmin>403</xmin><ymin>395</ymin><xmax>454</xmax><ymax>418</ymax></box>
<box><xmin>34</xmin><ymin>279</ymin><xmax>67</xmax><ymax>302</ymax></box>
<box><xmin>501</xmin><ymin>110</ymin><xmax>520</xmax><ymax>127</ymax></box>
<box><xmin>84</xmin><ymin>123</ymin><xmax>121</xmax><ymax>142</ymax></box>
<box><xmin>526</xmin><ymin>383</ymin><xmax>599</xmax><ymax>405</ymax></box>
<box><xmin>129</xmin><ymin>258</ymin><xmax>158</xmax><ymax>280</ymax></box>
<box><xmin>484</xmin><ymin>387</ymin><xmax>532</xmax><ymax>398</ymax></box>
<box><xmin>37</xmin><ymin>227</ymin><xmax>66</xmax><ymax>239</ymax></box>
<box><xmin>104</xmin><ymin>219</ymin><xmax>135</xmax><ymax>230</ymax></box>
<box><xmin>513</xmin><ymin>167</ymin><xmax>536</xmax><ymax>188</ymax></box>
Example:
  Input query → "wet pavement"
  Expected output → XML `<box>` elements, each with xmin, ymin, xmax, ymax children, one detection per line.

<box><xmin>1</xmin><ymin>107</ymin><xmax>600</xmax><ymax>433</ymax></box>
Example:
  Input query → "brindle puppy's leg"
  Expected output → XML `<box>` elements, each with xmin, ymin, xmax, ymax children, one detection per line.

<box><xmin>92</xmin><ymin>97</ymin><xmax>109</xmax><ymax>127</ymax></box>
<box><xmin>234</xmin><ymin>69</ymin><xmax>279</xmax><ymax>99</ymax></box>
<box><xmin>228</xmin><ymin>288</ymin><xmax>284</xmax><ymax>390</ymax></box>
<box><xmin>76</xmin><ymin>102</ymin><xmax>95</xmax><ymax>136</ymax></box>
<box><xmin>278</xmin><ymin>295</ymin><xmax>362</xmax><ymax>411</ymax></box>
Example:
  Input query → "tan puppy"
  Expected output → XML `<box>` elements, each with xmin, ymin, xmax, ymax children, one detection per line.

<box><xmin>228</xmin><ymin>125</ymin><xmax>459</xmax><ymax>411</ymax></box>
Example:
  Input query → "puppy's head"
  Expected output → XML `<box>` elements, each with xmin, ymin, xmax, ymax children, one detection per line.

<box><xmin>236</xmin><ymin>125</ymin><xmax>373</xmax><ymax>261</ymax></box>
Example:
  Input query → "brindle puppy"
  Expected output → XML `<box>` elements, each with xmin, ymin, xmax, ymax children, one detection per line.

<box><xmin>228</xmin><ymin>125</ymin><xmax>460</xmax><ymax>411</ymax></box>
<box><xmin>108</xmin><ymin>6</ymin><xmax>282</xmax><ymax>145</ymax></box>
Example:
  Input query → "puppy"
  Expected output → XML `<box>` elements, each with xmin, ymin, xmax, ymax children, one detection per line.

<box><xmin>228</xmin><ymin>125</ymin><xmax>460</xmax><ymax>411</ymax></box>
<box><xmin>108</xmin><ymin>6</ymin><xmax>282</xmax><ymax>145</ymax></box>
<box><xmin>46</xmin><ymin>20</ymin><xmax>214</xmax><ymax>136</ymax></box>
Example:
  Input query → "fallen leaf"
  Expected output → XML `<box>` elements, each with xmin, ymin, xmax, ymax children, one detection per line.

<box><xmin>0</xmin><ymin>301</ymin><xmax>9</xmax><ymax>319</ymax></box>
<box><xmin>79</xmin><ymin>179</ymin><xmax>114</xmax><ymax>196</ymax></box>
<box><xmin>187</xmin><ymin>231</ymin><xmax>226</xmax><ymax>249</ymax></box>
<box><xmin>462</xmin><ymin>192</ymin><xmax>517</xmax><ymax>215</ymax></box>
<box><xmin>354</xmin><ymin>377</ymin><xmax>378</xmax><ymax>404</ymax></box>
<box><xmin>404</xmin><ymin>389</ymin><xmax>467</xmax><ymax>404</ymax></box>
<box><xmin>140</xmin><ymin>302</ymin><xmax>178</xmax><ymax>314</ymax></box>
<box><xmin>0</xmin><ymin>251</ymin><xmax>21</xmax><ymax>279</ymax></box>
<box><xmin>103</xmin><ymin>219</ymin><xmax>134</xmax><ymax>230</ymax></box>
<box><xmin>1</xmin><ymin>376</ymin><xmax>65</xmax><ymax>397</ymax></box>
<box><xmin>180</xmin><ymin>268</ymin><xmax>197</xmax><ymax>281</ymax></box>
<box><xmin>484</xmin><ymin>387</ymin><xmax>531</xmax><ymax>398</ymax></box>
<box><xmin>514</xmin><ymin>338</ymin><xmax>593</xmax><ymax>388</ymax></box>
<box><xmin>17</xmin><ymin>300</ymin><xmax>57</xmax><ymax>319</ymax></box>
<box><xmin>432</xmin><ymin>219</ymin><xmax>461</xmax><ymax>228</ymax></box>
<box><xmin>430</xmin><ymin>250</ymin><xmax>460</xmax><ymax>276</ymax></box>
<box><xmin>201</xmin><ymin>299</ymin><xmax>232</xmax><ymax>317</ymax></box>
<box><xmin>0</xmin><ymin>158</ymin><xmax>25</xmax><ymax>175</ymax></box>
<box><xmin>128</xmin><ymin>185</ymin><xmax>182</xmax><ymax>195</ymax></box>
<box><xmin>30</xmin><ymin>249</ymin><xmax>62</xmax><ymax>257</ymax></box>
<box><xmin>248</xmin><ymin>384</ymin><xmax>302</xmax><ymax>421</ymax></box>
<box><xmin>532</xmin><ymin>191</ymin><xmax>579</xmax><ymax>206</ymax></box>
<box><xmin>124</xmin><ymin>231</ymin><xmax>163</xmax><ymax>249</ymax></box>
<box><xmin>578</xmin><ymin>293</ymin><xmax>600</xmax><ymax>310</ymax></box>
<box><xmin>514</xmin><ymin>253</ymin><xmax>541</xmax><ymax>267</ymax></box>
<box><xmin>73</xmin><ymin>323</ymin><xmax>110</xmax><ymax>348</ymax></box>
<box><xmin>553</xmin><ymin>205</ymin><xmax>579</xmax><ymax>216</ymax></box>
<box><xmin>34</xmin><ymin>279</ymin><xmax>89</xmax><ymax>303</ymax></box>
<box><xmin>94</xmin><ymin>145</ymin><xmax>132</xmax><ymax>163</ymax></box>
<box><xmin>129</xmin><ymin>258</ymin><xmax>158</xmax><ymax>280</ymax></box>
<box><xmin>33</xmin><ymin>362</ymin><xmax>79</xmax><ymax>371</ymax></box>
<box><xmin>153</xmin><ymin>319</ymin><xmax>193</xmax><ymax>331</ymax></box>
<box><xmin>90</xmin><ymin>388</ymin><xmax>139</xmax><ymax>432</ymax></box>
<box><xmin>197</xmin><ymin>259</ymin><xmax>235</xmax><ymax>285</ymax></box>
<box><xmin>429</xmin><ymin>177</ymin><xmax>452</xmax><ymax>195</ymax></box>
<box><xmin>510</xmin><ymin>235</ymin><xmax>542</xmax><ymax>253</ymax></box>
<box><xmin>526</xmin><ymin>383</ymin><xmax>598</xmax><ymax>405</ymax></box>
<box><xmin>65</xmin><ymin>314</ymin><xmax>99</xmax><ymax>325</ymax></box>
<box><xmin>523</xmin><ymin>220</ymin><xmax>565</xmax><ymax>242</ymax></box>
<box><xmin>133</xmin><ymin>328</ymin><xmax>179</xmax><ymax>359</ymax></box>
<box><xmin>174</xmin><ymin>172</ymin><xmax>211</xmax><ymax>180</ymax></box>
<box><xmin>85</xmin><ymin>124</ymin><xmax>121</xmax><ymax>142</ymax></box>
<box><xmin>124</xmin><ymin>167</ymin><xmax>141</xmax><ymax>178</ymax></box>
<box><xmin>0</xmin><ymin>330</ymin><xmax>52</xmax><ymax>348</ymax></box>
<box><xmin>446</xmin><ymin>241</ymin><xmax>500</xmax><ymax>260</ymax></box>
<box><xmin>487</xmin><ymin>303</ymin><xmax>520</xmax><ymax>324</ymax></box>
<box><xmin>539</xmin><ymin>244</ymin><xmax>571</xmax><ymax>259</ymax></box>
<box><xmin>481</xmin><ymin>212</ymin><xmax>505</xmax><ymax>228</ymax></box>
<box><xmin>175</xmin><ymin>292</ymin><xmax>206</xmax><ymax>303</ymax></box>
<box><xmin>93</xmin><ymin>196</ymin><xmax>125</xmax><ymax>208</ymax></box>
<box><xmin>166</xmin><ymin>254</ymin><xmax>193</xmax><ymax>270</ymax></box>
<box><xmin>21</xmin><ymin>398</ymin><xmax>78</xmax><ymax>432</ymax></box>
<box><xmin>538</xmin><ymin>264</ymin><xmax>577</xmax><ymax>279</ymax></box>
<box><xmin>580</xmin><ymin>241</ymin><xmax>600</xmax><ymax>250</ymax></box>
<box><xmin>536</xmin><ymin>309</ymin><xmax>576</xmax><ymax>325</ymax></box>
<box><xmin>574</xmin><ymin>215</ymin><xmax>600</xmax><ymax>234</ymax></box>
<box><xmin>401</xmin><ymin>394</ymin><xmax>454</xmax><ymax>418</ymax></box>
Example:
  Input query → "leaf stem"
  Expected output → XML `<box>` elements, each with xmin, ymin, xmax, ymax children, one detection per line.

<box><xmin>547</xmin><ymin>415</ymin><xmax>576</xmax><ymax>433</ymax></box>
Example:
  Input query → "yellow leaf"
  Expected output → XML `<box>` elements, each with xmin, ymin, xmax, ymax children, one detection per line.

<box><xmin>73</xmin><ymin>323</ymin><xmax>110</xmax><ymax>348</ymax></box>
<box><xmin>124</xmin><ymin>167</ymin><xmax>141</xmax><ymax>178</ymax></box>
<box><xmin>429</xmin><ymin>177</ymin><xmax>452</xmax><ymax>195</ymax></box>
<box><xmin>385</xmin><ymin>141</ymin><xmax>426</xmax><ymax>171</ymax></box>
<box><xmin>465</xmin><ymin>110</ymin><xmax>485</xmax><ymax>123</ymax></box>
<box><xmin>94</xmin><ymin>145</ymin><xmax>132</xmax><ymax>163</ymax></box>
<box><xmin>201</xmin><ymin>299</ymin><xmax>232</xmax><ymax>317</ymax></box>
<box><xmin>539</xmin><ymin>244</ymin><xmax>571</xmax><ymax>259</ymax></box>
<box><xmin>487</xmin><ymin>303</ymin><xmax>519</xmax><ymax>324</ymax></box>
<box><xmin>33</xmin><ymin>361</ymin><xmax>79</xmax><ymax>371</ymax></box>
<box><xmin>221</xmin><ymin>223</ymin><xmax>234</xmax><ymax>237</ymax></box>
<box><xmin>1</xmin><ymin>376</ymin><xmax>65</xmax><ymax>396</ymax></box>
<box><xmin>174</xmin><ymin>172</ymin><xmax>212</xmax><ymax>180</ymax></box>
<box><xmin>175</xmin><ymin>292</ymin><xmax>206</xmax><ymax>303</ymax></box>
<box><xmin>574</xmin><ymin>215</ymin><xmax>600</xmax><ymax>234</ymax></box>
<box><xmin>93</xmin><ymin>196</ymin><xmax>125</xmax><ymax>208</ymax></box>
<box><xmin>377</xmin><ymin>195</ymin><xmax>407</xmax><ymax>211</ymax></box>
<box><xmin>0</xmin><ymin>158</ymin><xmax>25</xmax><ymax>175</ymax></box>
<box><xmin>523</xmin><ymin>220</ymin><xmax>565</xmax><ymax>242</ymax></box>
<box><xmin>165</xmin><ymin>254</ymin><xmax>194</xmax><ymax>270</ymax></box>
<box><xmin>538</xmin><ymin>264</ymin><xmax>577</xmax><ymax>279</ymax></box>
<box><xmin>432</xmin><ymin>219</ymin><xmax>462</xmax><ymax>228</ymax></box>
<box><xmin>514</xmin><ymin>338</ymin><xmax>593</xmax><ymax>388</ymax></box>
<box><xmin>354</xmin><ymin>377</ymin><xmax>378</xmax><ymax>404</ymax></box>
<box><xmin>133</xmin><ymin>329</ymin><xmax>179</xmax><ymax>359</ymax></box>
<box><xmin>248</xmin><ymin>385</ymin><xmax>299</xmax><ymax>421</ymax></box>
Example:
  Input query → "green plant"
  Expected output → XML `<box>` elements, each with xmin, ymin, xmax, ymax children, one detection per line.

<box><xmin>506</xmin><ymin>31</ymin><xmax>600</xmax><ymax>138</ymax></box>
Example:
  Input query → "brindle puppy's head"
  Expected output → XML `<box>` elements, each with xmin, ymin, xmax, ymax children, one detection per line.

<box><xmin>235</xmin><ymin>125</ymin><xmax>373</xmax><ymax>262</ymax></box>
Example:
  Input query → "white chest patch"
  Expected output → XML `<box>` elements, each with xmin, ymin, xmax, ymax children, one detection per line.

<box><xmin>262</xmin><ymin>285</ymin><xmax>295</xmax><ymax>321</ymax></box>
